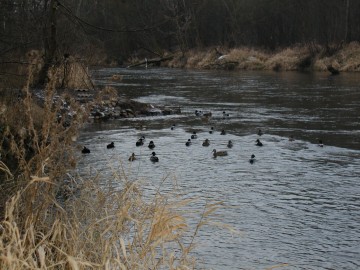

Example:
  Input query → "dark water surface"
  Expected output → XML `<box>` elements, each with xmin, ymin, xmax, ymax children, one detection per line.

<box><xmin>78</xmin><ymin>68</ymin><xmax>360</xmax><ymax>270</ymax></box>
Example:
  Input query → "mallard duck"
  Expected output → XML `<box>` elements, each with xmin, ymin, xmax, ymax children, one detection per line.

<box><xmin>256</xmin><ymin>139</ymin><xmax>263</xmax><ymax>146</ymax></box>
<box><xmin>257</xmin><ymin>129</ymin><xmax>263</xmax><ymax>136</ymax></box>
<box><xmin>191</xmin><ymin>131</ymin><xmax>198</xmax><ymax>139</ymax></box>
<box><xmin>107</xmin><ymin>142</ymin><xmax>115</xmax><ymax>149</ymax></box>
<box><xmin>185</xmin><ymin>139</ymin><xmax>192</xmax><ymax>146</ymax></box>
<box><xmin>202</xmin><ymin>139</ymin><xmax>210</xmax><ymax>147</ymax></box>
<box><xmin>195</xmin><ymin>110</ymin><xmax>203</xmax><ymax>116</ymax></box>
<box><xmin>81</xmin><ymin>146</ymin><xmax>90</xmax><ymax>154</ymax></box>
<box><xmin>318</xmin><ymin>140</ymin><xmax>324</xmax><ymax>147</ymax></box>
<box><xmin>212</xmin><ymin>149</ymin><xmax>228</xmax><ymax>158</ymax></box>
<box><xmin>220</xmin><ymin>129</ymin><xmax>226</xmax><ymax>135</ymax></box>
<box><xmin>249</xmin><ymin>154</ymin><xmax>256</xmax><ymax>164</ymax></box>
<box><xmin>148</xmin><ymin>140</ymin><xmax>155</xmax><ymax>149</ymax></box>
<box><xmin>171</xmin><ymin>124</ymin><xmax>176</xmax><ymax>130</ymax></box>
<box><xmin>150</xmin><ymin>152</ymin><xmax>159</xmax><ymax>162</ymax></box>
<box><xmin>209</xmin><ymin>127</ymin><xmax>214</xmax><ymax>134</ymax></box>
<box><xmin>128</xmin><ymin>153</ymin><xmax>136</xmax><ymax>161</ymax></box>
<box><xmin>136</xmin><ymin>138</ymin><xmax>144</xmax><ymax>146</ymax></box>
<box><xmin>227</xmin><ymin>140</ymin><xmax>233</xmax><ymax>148</ymax></box>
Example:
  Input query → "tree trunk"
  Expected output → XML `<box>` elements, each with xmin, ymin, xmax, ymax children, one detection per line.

<box><xmin>37</xmin><ymin>0</ymin><xmax>57</xmax><ymax>86</ymax></box>
<box><xmin>344</xmin><ymin>0</ymin><xmax>350</xmax><ymax>42</ymax></box>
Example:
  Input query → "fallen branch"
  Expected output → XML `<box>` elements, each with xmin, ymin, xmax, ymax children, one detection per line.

<box><xmin>127</xmin><ymin>55</ymin><xmax>174</xmax><ymax>68</ymax></box>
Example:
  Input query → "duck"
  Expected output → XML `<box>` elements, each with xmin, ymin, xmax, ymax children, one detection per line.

<box><xmin>257</xmin><ymin>129</ymin><xmax>263</xmax><ymax>136</ymax></box>
<box><xmin>256</xmin><ymin>139</ymin><xmax>263</xmax><ymax>146</ymax></box>
<box><xmin>289</xmin><ymin>135</ymin><xmax>295</xmax><ymax>141</ymax></box>
<box><xmin>136</xmin><ymin>138</ymin><xmax>144</xmax><ymax>146</ymax></box>
<box><xmin>220</xmin><ymin>129</ymin><xmax>226</xmax><ymax>135</ymax></box>
<box><xmin>202</xmin><ymin>139</ymin><xmax>210</xmax><ymax>147</ymax></box>
<box><xmin>150</xmin><ymin>152</ymin><xmax>159</xmax><ymax>162</ymax></box>
<box><xmin>318</xmin><ymin>139</ymin><xmax>324</xmax><ymax>147</ymax></box>
<box><xmin>195</xmin><ymin>110</ymin><xmax>203</xmax><ymax>116</ymax></box>
<box><xmin>148</xmin><ymin>140</ymin><xmax>155</xmax><ymax>149</ymax></box>
<box><xmin>171</xmin><ymin>124</ymin><xmax>176</xmax><ymax>130</ymax></box>
<box><xmin>107</xmin><ymin>142</ymin><xmax>115</xmax><ymax>149</ymax></box>
<box><xmin>249</xmin><ymin>154</ymin><xmax>256</xmax><ymax>164</ymax></box>
<box><xmin>212</xmin><ymin>149</ymin><xmax>228</xmax><ymax>158</ymax></box>
<box><xmin>81</xmin><ymin>146</ymin><xmax>90</xmax><ymax>154</ymax></box>
<box><xmin>128</xmin><ymin>153</ymin><xmax>136</xmax><ymax>161</ymax></box>
<box><xmin>227</xmin><ymin>140</ymin><xmax>233</xmax><ymax>148</ymax></box>
<box><xmin>209</xmin><ymin>127</ymin><xmax>214</xmax><ymax>134</ymax></box>
<box><xmin>185</xmin><ymin>139</ymin><xmax>192</xmax><ymax>146</ymax></box>
<box><xmin>191</xmin><ymin>131</ymin><xmax>198</xmax><ymax>139</ymax></box>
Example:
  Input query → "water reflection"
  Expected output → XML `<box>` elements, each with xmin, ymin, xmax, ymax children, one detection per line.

<box><xmin>78</xmin><ymin>68</ymin><xmax>360</xmax><ymax>269</ymax></box>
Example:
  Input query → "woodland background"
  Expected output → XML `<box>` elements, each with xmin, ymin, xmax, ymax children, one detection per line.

<box><xmin>1</xmin><ymin>0</ymin><xmax>359</xmax><ymax>75</ymax></box>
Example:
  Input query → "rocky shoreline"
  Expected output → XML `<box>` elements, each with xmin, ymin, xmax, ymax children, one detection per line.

<box><xmin>89</xmin><ymin>98</ymin><xmax>181</xmax><ymax>120</ymax></box>
<box><xmin>72</xmin><ymin>89</ymin><xmax>181</xmax><ymax>120</ymax></box>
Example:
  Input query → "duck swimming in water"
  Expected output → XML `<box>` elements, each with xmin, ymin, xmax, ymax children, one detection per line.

<box><xmin>202</xmin><ymin>139</ymin><xmax>210</xmax><ymax>147</ymax></box>
<box><xmin>209</xmin><ymin>127</ymin><xmax>214</xmax><ymax>134</ymax></box>
<box><xmin>136</xmin><ymin>138</ymin><xmax>144</xmax><ymax>146</ymax></box>
<box><xmin>191</xmin><ymin>131</ymin><xmax>198</xmax><ymax>139</ymax></box>
<box><xmin>318</xmin><ymin>139</ymin><xmax>324</xmax><ymax>147</ymax></box>
<box><xmin>150</xmin><ymin>152</ymin><xmax>159</xmax><ymax>162</ymax></box>
<box><xmin>148</xmin><ymin>140</ymin><xmax>155</xmax><ymax>149</ymax></box>
<box><xmin>212</xmin><ymin>149</ymin><xmax>228</xmax><ymax>158</ymax></box>
<box><xmin>128</xmin><ymin>153</ymin><xmax>136</xmax><ymax>161</ymax></box>
<box><xmin>256</xmin><ymin>139</ymin><xmax>263</xmax><ymax>146</ymax></box>
<box><xmin>81</xmin><ymin>146</ymin><xmax>90</xmax><ymax>154</ymax></box>
<box><xmin>257</xmin><ymin>129</ymin><xmax>263</xmax><ymax>136</ymax></box>
<box><xmin>185</xmin><ymin>139</ymin><xmax>192</xmax><ymax>146</ymax></box>
<box><xmin>107</xmin><ymin>142</ymin><xmax>115</xmax><ymax>149</ymax></box>
<box><xmin>227</xmin><ymin>140</ymin><xmax>233</xmax><ymax>148</ymax></box>
<box><xmin>249</xmin><ymin>154</ymin><xmax>256</xmax><ymax>164</ymax></box>
<box><xmin>220</xmin><ymin>129</ymin><xmax>226</xmax><ymax>135</ymax></box>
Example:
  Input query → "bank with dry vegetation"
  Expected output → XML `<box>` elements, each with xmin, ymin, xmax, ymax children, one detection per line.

<box><xmin>160</xmin><ymin>42</ymin><xmax>360</xmax><ymax>73</ymax></box>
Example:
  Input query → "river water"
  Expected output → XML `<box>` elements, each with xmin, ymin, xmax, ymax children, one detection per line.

<box><xmin>78</xmin><ymin>68</ymin><xmax>360</xmax><ymax>270</ymax></box>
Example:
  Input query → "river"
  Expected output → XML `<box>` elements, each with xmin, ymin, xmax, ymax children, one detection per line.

<box><xmin>78</xmin><ymin>68</ymin><xmax>360</xmax><ymax>270</ymax></box>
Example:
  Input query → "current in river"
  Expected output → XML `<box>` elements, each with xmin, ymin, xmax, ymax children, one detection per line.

<box><xmin>78</xmin><ymin>68</ymin><xmax>360</xmax><ymax>270</ymax></box>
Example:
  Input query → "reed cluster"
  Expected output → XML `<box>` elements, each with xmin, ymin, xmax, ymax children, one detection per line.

<box><xmin>0</xmin><ymin>60</ymin><xmax>220</xmax><ymax>269</ymax></box>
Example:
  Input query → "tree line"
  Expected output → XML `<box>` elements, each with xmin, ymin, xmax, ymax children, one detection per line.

<box><xmin>1</xmin><ymin>0</ymin><xmax>359</xmax><ymax>80</ymax></box>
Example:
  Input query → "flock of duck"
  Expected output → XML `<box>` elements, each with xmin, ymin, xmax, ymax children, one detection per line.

<box><xmin>80</xmin><ymin>110</ymin><xmax>325</xmax><ymax>163</ymax></box>
<box><xmin>81</xmin><ymin>126</ymin><xmax>270</xmax><ymax>164</ymax></box>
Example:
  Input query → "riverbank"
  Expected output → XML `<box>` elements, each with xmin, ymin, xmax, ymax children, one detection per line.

<box><xmin>134</xmin><ymin>42</ymin><xmax>360</xmax><ymax>73</ymax></box>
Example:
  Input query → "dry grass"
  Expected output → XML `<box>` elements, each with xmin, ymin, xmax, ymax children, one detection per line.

<box><xmin>0</xmin><ymin>63</ymin><xmax>221</xmax><ymax>269</ymax></box>
<box><xmin>0</xmin><ymin>169</ymin><xmax>220</xmax><ymax>269</ymax></box>
<box><xmin>264</xmin><ymin>46</ymin><xmax>310</xmax><ymax>71</ymax></box>
<box><xmin>163</xmin><ymin>43</ymin><xmax>360</xmax><ymax>73</ymax></box>
<box><xmin>313</xmin><ymin>41</ymin><xmax>360</xmax><ymax>72</ymax></box>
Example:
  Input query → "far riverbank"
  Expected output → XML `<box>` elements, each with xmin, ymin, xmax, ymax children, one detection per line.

<box><xmin>127</xmin><ymin>42</ymin><xmax>360</xmax><ymax>74</ymax></box>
